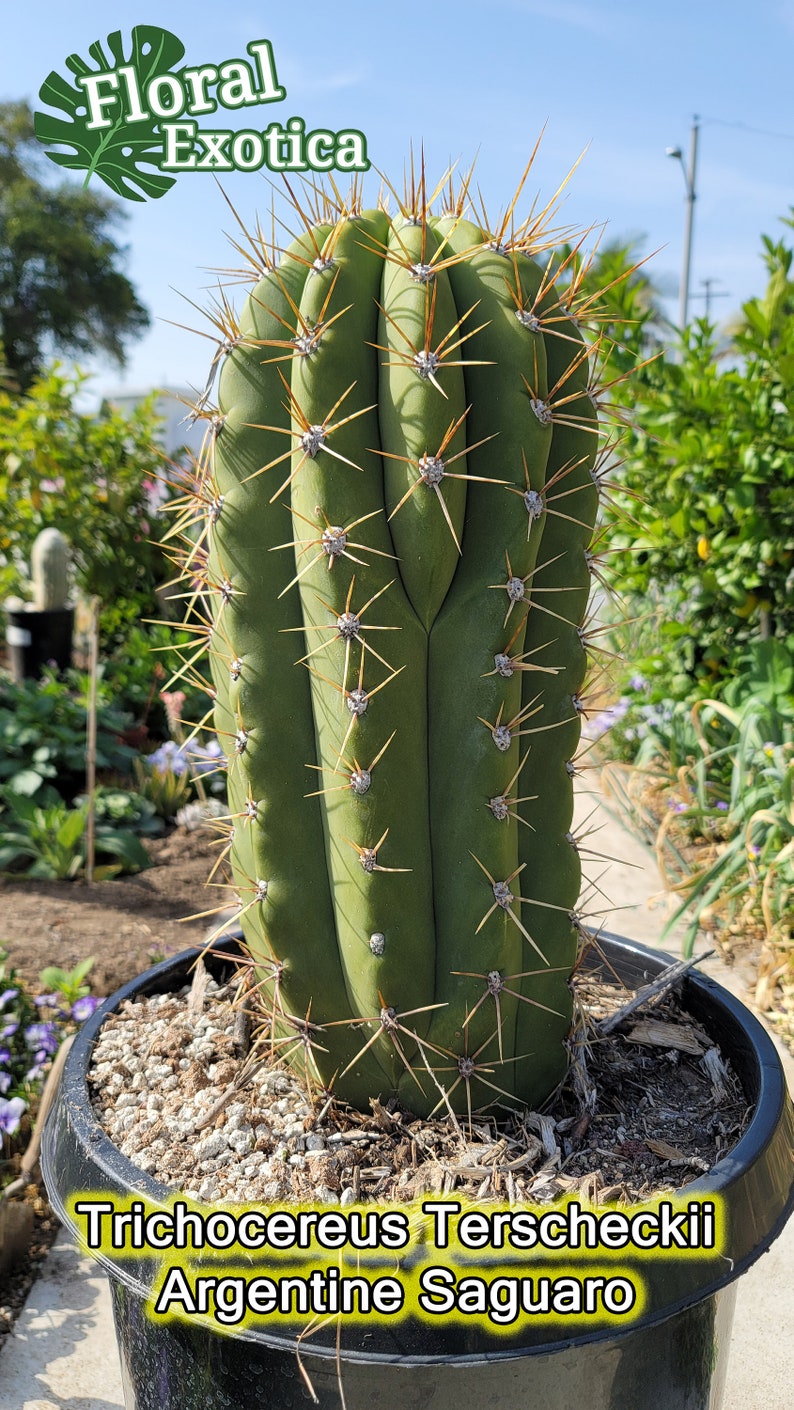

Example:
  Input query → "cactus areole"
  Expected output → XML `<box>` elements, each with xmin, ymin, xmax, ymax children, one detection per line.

<box><xmin>187</xmin><ymin>166</ymin><xmax>611</xmax><ymax>1118</ymax></box>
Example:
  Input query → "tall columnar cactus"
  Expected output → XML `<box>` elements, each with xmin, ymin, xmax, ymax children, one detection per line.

<box><xmin>31</xmin><ymin>528</ymin><xmax>71</xmax><ymax>610</ymax></box>
<box><xmin>177</xmin><ymin>165</ymin><xmax>617</xmax><ymax>1118</ymax></box>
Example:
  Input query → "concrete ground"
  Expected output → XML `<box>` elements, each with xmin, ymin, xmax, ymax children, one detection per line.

<box><xmin>0</xmin><ymin>790</ymin><xmax>792</xmax><ymax>1410</ymax></box>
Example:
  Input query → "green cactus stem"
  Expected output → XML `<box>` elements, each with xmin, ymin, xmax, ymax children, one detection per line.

<box><xmin>31</xmin><ymin>528</ymin><xmax>70</xmax><ymax>611</ymax></box>
<box><xmin>174</xmin><ymin>161</ymin><xmax>625</xmax><ymax>1118</ymax></box>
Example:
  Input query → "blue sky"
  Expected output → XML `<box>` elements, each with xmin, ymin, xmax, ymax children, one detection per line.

<box><xmin>6</xmin><ymin>2</ymin><xmax>794</xmax><ymax>405</ymax></box>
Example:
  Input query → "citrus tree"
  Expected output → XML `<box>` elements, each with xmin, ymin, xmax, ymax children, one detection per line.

<box><xmin>606</xmin><ymin>222</ymin><xmax>794</xmax><ymax>691</ymax></box>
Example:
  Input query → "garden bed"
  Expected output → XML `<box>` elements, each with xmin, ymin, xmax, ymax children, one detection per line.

<box><xmin>0</xmin><ymin>823</ymin><xmax>220</xmax><ymax>1332</ymax></box>
<box><xmin>0</xmin><ymin>825</ymin><xmax>218</xmax><ymax>996</ymax></box>
<box><xmin>600</xmin><ymin>759</ymin><xmax>794</xmax><ymax>1054</ymax></box>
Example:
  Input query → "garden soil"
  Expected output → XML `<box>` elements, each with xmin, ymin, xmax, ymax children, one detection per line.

<box><xmin>0</xmin><ymin>826</ymin><xmax>217</xmax><ymax>997</ymax></box>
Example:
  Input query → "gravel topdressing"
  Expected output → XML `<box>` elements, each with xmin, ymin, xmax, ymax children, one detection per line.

<box><xmin>87</xmin><ymin>961</ymin><xmax>747</xmax><ymax>1209</ymax></box>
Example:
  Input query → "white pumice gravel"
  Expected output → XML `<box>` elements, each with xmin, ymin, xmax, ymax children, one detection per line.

<box><xmin>88</xmin><ymin>978</ymin><xmax>347</xmax><ymax>1204</ymax></box>
<box><xmin>86</xmin><ymin>968</ymin><xmax>744</xmax><ymax>1210</ymax></box>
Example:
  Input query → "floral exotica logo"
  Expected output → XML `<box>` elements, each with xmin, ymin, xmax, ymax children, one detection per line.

<box><xmin>34</xmin><ymin>25</ymin><xmax>369</xmax><ymax>202</ymax></box>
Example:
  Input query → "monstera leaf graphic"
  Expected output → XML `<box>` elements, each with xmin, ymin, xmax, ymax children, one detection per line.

<box><xmin>35</xmin><ymin>26</ymin><xmax>185</xmax><ymax>202</ymax></box>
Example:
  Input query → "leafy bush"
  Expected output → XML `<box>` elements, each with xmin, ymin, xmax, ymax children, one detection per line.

<box><xmin>72</xmin><ymin>785</ymin><xmax>165</xmax><ymax>837</ymax></box>
<box><xmin>0</xmin><ymin>788</ymin><xmax>151</xmax><ymax>879</ymax></box>
<box><xmin>0</xmin><ymin>668</ymin><xmax>136</xmax><ymax>802</ymax></box>
<box><xmin>604</xmin><ymin>223</ymin><xmax>794</xmax><ymax>692</ymax></box>
<box><xmin>100</xmin><ymin>621</ymin><xmax>215</xmax><ymax>739</ymax></box>
<box><xmin>0</xmin><ymin>367</ymin><xmax>169</xmax><ymax>639</ymax></box>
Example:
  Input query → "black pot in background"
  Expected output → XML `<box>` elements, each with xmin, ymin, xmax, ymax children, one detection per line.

<box><xmin>5</xmin><ymin>605</ymin><xmax>74</xmax><ymax>681</ymax></box>
<box><xmin>42</xmin><ymin>936</ymin><xmax>794</xmax><ymax>1410</ymax></box>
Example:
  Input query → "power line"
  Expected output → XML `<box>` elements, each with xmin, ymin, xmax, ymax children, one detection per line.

<box><xmin>701</xmin><ymin>116</ymin><xmax>794</xmax><ymax>143</ymax></box>
<box><xmin>692</xmin><ymin>278</ymin><xmax>730</xmax><ymax>320</ymax></box>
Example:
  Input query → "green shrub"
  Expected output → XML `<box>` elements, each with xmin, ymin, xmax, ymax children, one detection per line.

<box><xmin>72</xmin><ymin>785</ymin><xmax>165</xmax><ymax>837</ymax></box>
<box><xmin>101</xmin><ymin>622</ymin><xmax>214</xmax><ymax>738</ymax></box>
<box><xmin>0</xmin><ymin>787</ymin><xmax>151</xmax><ymax>879</ymax></box>
<box><xmin>604</xmin><ymin>224</ymin><xmax>794</xmax><ymax>693</ymax></box>
<box><xmin>0</xmin><ymin>668</ymin><xmax>136</xmax><ymax>802</ymax></box>
<box><xmin>0</xmin><ymin>367</ymin><xmax>169</xmax><ymax>638</ymax></box>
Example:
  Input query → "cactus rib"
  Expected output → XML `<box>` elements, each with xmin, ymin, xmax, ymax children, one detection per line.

<box><xmin>180</xmin><ymin>160</ymin><xmax>618</xmax><ymax>1117</ymax></box>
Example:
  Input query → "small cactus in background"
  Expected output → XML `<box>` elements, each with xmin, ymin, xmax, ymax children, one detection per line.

<box><xmin>31</xmin><ymin>528</ymin><xmax>71</xmax><ymax>610</ymax></box>
<box><xmin>171</xmin><ymin>158</ymin><xmax>627</xmax><ymax>1118</ymax></box>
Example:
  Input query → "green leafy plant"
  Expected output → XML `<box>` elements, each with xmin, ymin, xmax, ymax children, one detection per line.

<box><xmin>132</xmin><ymin>755</ymin><xmax>194</xmax><ymax>821</ymax></box>
<box><xmin>0</xmin><ymin>668</ymin><xmax>136</xmax><ymax>802</ymax></box>
<box><xmin>0</xmin><ymin>367</ymin><xmax>168</xmax><ymax>630</ymax></box>
<box><xmin>133</xmin><ymin>736</ymin><xmax>226</xmax><ymax>820</ymax></box>
<box><xmin>1</xmin><ymin>951</ymin><xmax>97</xmax><ymax>1163</ymax></box>
<box><xmin>0</xmin><ymin>793</ymin><xmax>86</xmax><ymax>878</ymax></box>
<box><xmin>604</xmin><ymin>222</ymin><xmax>794</xmax><ymax>694</ymax></box>
<box><xmin>592</xmin><ymin>641</ymin><xmax>794</xmax><ymax>1001</ymax></box>
<box><xmin>101</xmin><ymin>622</ymin><xmax>214</xmax><ymax>739</ymax></box>
<box><xmin>597</xmin><ymin>640</ymin><xmax>793</xmax><ymax>772</ymax></box>
<box><xmin>72</xmin><ymin>785</ymin><xmax>165</xmax><ymax>837</ymax></box>
<box><xmin>35</xmin><ymin>27</ymin><xmax>183</xmax><ymax>202</ymax></box>
<box><xmin>167</xmin><ymin>164</ymin><xmax>638</xmax><ymax>1118</ymax></box>
<box><xmin>657</xmin><ymin>689</ymin><xmax>793</xmax><ymax>958</ymax></box>
<box><xmin>37</xmin><ymin>957</ymin><xmax>96</xmax><ymax>1012</ymax></box>
<box><xmin>0</xmin><ymin>789</ymin><xmax>151</xmax><ymax>880</ymax></box>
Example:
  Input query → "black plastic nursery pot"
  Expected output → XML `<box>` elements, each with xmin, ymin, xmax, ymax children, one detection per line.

<box><xmin>42</xmin><ymin>935</ymin><xmax>794</xmax><ymax>1410</ymax></box>
<box><xmin>5</xmin><ymin>604</ymin><xmax>74</xmax><ymax>681</ymax></box>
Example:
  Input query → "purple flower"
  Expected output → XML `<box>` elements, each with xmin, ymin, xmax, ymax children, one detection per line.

<box><xmin>0</xmin><ymin>1072</ymin><xmax>10</xmax><ymax>1095</ymax></box>
<box><xmin>715</xmin><ymin>801</ymin><xmax>729</xmax><ymax>812</ymax></box>
<box><xmin>71</xmin><ymin>995</ymin><xmax>99</xmax><ymax>1023</ymax></box>
<box><xmin>23</xmin><ymin>1022</ymin><xmax>58</xmax><ymax>1057</ymax></box>
<box><xmin>35</xmin><ymin>992</ymin><xmax>63</xmax><ymax>1009</ymax></box>
<box><xmin>581</xmin><ymin>698</ymin><xmax>630</xmax><ymax>741</ymax></box>
<box><xmin>0</xmin><ymin>1095</ymin><xmax>26</xmax><ymax>1134</ymax></box>
<box><xmin>147</xmin><ymin>740</ymin><xmax>189</xmax><ymax>776</ymax></box>
<box><xmin>0</xmin><ymin>988</ymin><xmax>19</xmax><ymax>1010</ymax></box>
<box><xmin>0</xmin><ymin>1021</ymin><xmax>18</xmax><ymax>1042</ymax></box>
<box><xmin>0</xmin><ymin>1045</ymin><xmax>12</xmax><ymax>1065</ymax></box>
<box><xmin>628</xmin><ymin>674</ymin><xmax>648</xmax><ymax>692</ymax></box>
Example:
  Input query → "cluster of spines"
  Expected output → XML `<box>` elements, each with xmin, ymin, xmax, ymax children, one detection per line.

<box><xmin>163</xmin><ymin>156</ymin><xmax>634</xmax><ymax>1120</ymax></box>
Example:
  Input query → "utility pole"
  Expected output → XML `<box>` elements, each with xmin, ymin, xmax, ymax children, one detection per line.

<box><xmin>666</xmin><ymin>117</ymin><xmax>700</xmax><ymax>330</ymax></box>
<box><xmin>694</xmin><ymin>278</ymin><xmax>729</xmax><ymax>321</ymax></box>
